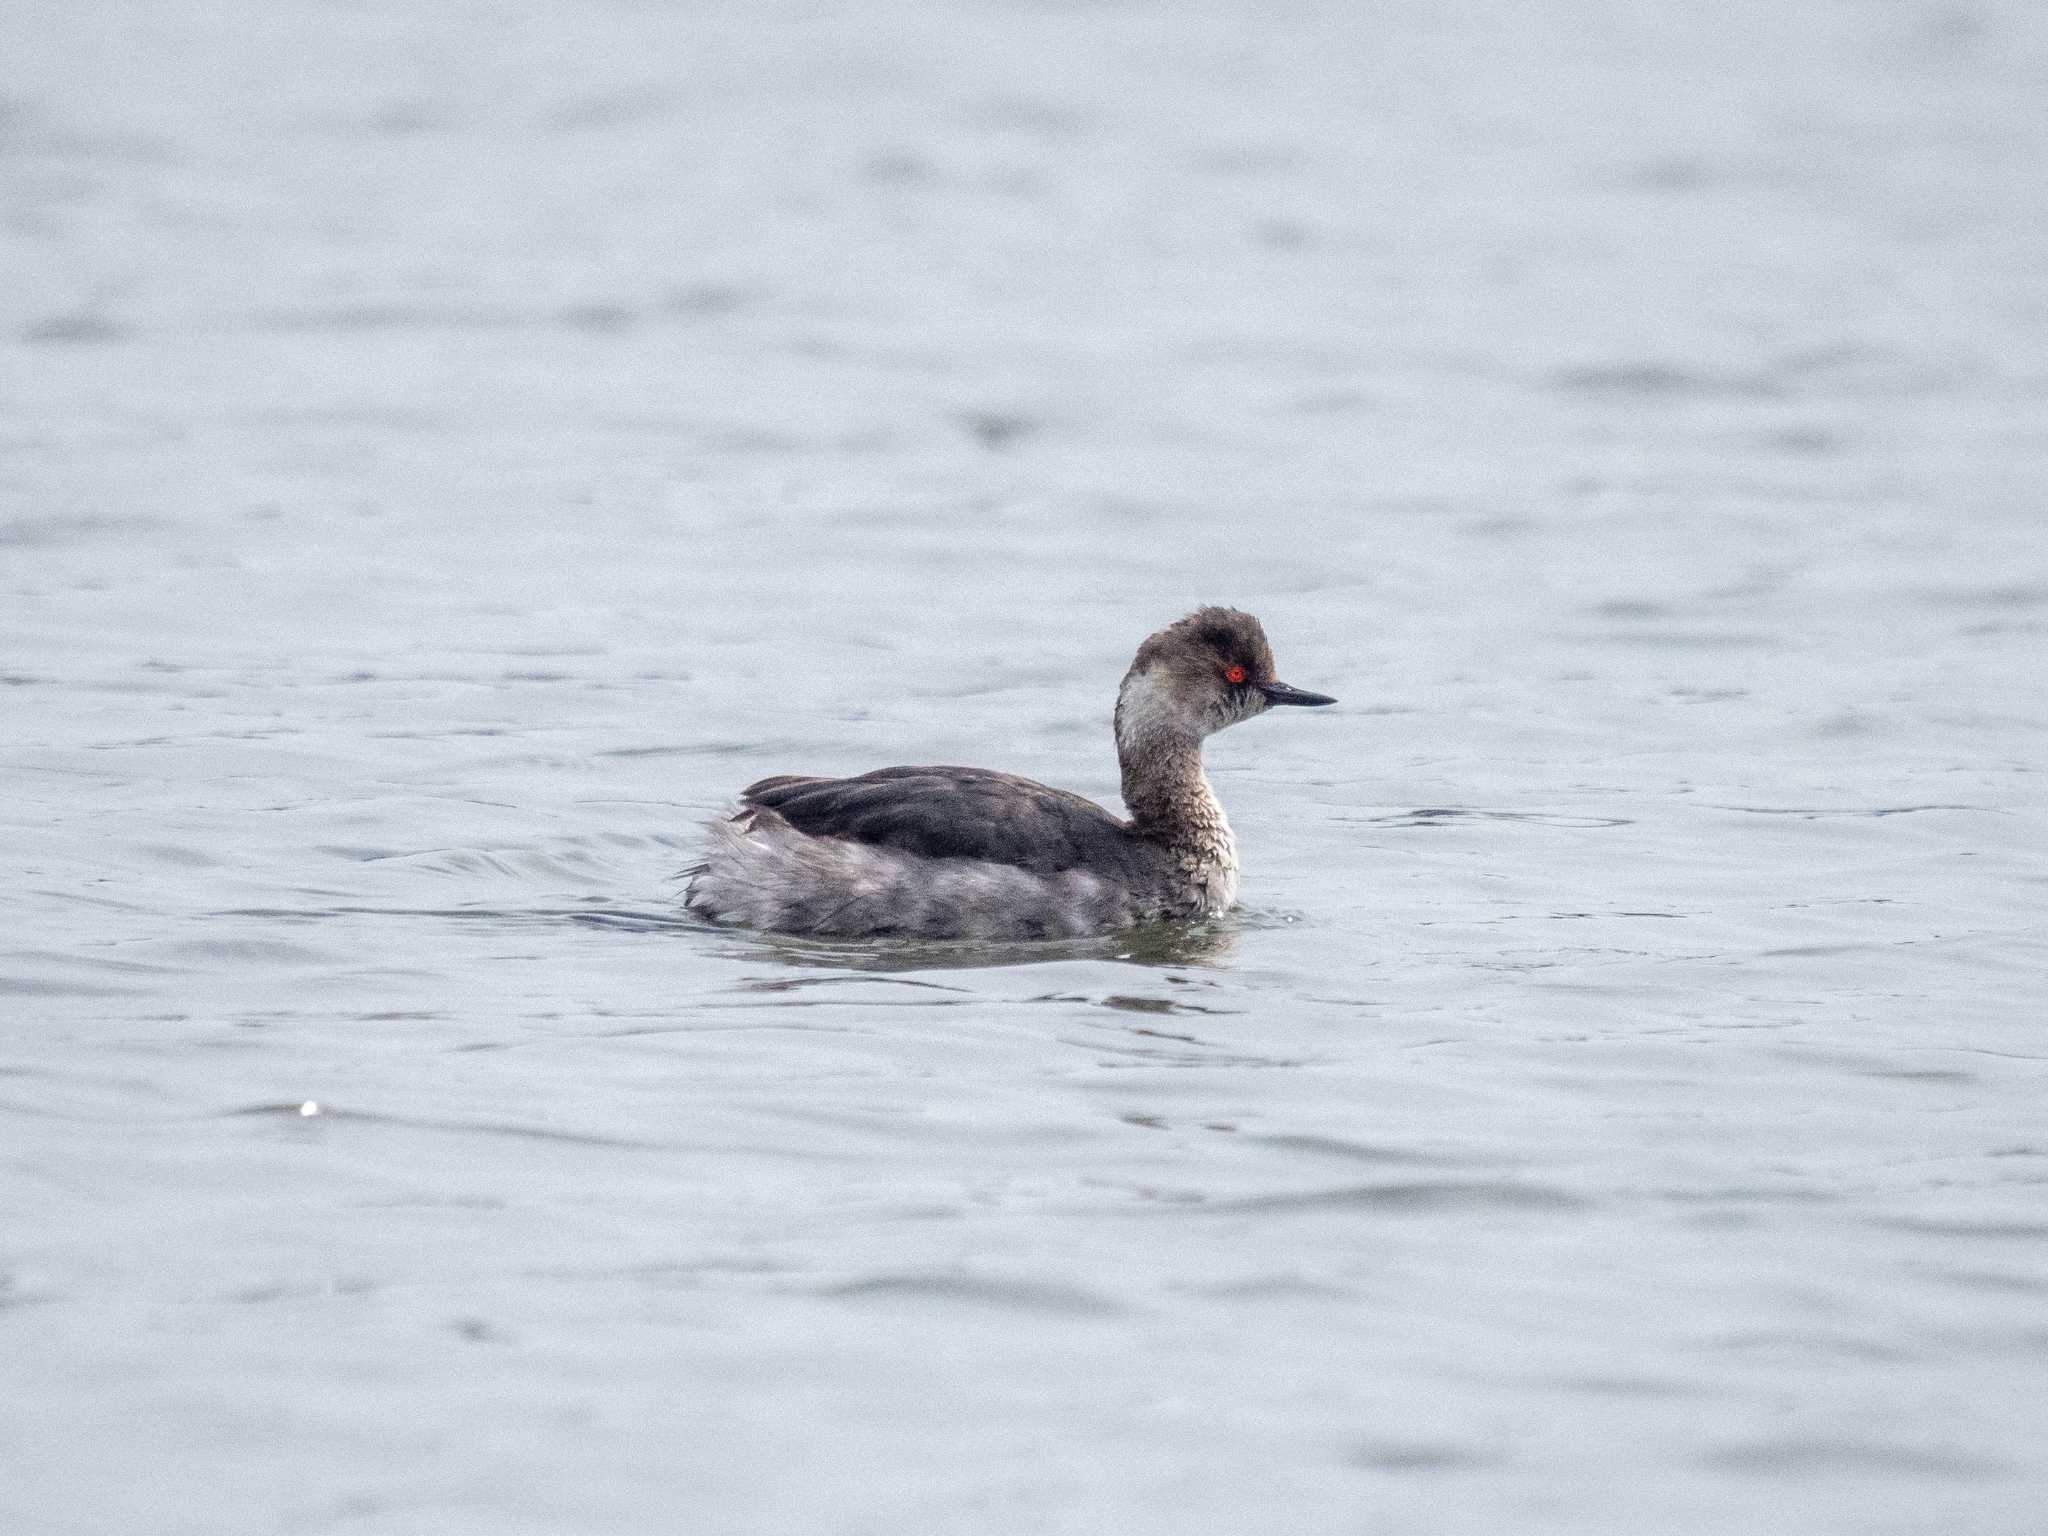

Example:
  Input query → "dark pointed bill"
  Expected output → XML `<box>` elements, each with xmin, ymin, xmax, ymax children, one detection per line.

<box><xmin>1259</xmin><ymin>681</ymin><xmax>1337</xmax><ymax>707</ymax></box>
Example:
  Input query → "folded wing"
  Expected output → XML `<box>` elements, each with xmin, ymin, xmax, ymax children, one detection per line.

<box><xmin>740</xmin><ymin>765</ymin><xmax>1147</xmax><ymax>878</ymax></box>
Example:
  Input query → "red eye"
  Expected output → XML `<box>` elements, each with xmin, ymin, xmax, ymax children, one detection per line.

<box><xmin>1224</xmin><ymin>664</ymin><xmax>1247</xmax><ymax>685</ymax></box>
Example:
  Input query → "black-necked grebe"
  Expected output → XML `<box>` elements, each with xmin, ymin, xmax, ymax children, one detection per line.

<box><xmin>684</xmin><ymin>608</ymin><xmax>1335</xmax><ymax>940</ymax></box>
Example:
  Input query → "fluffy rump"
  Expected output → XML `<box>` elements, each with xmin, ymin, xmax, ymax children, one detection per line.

<box><xmin>683</xmin><ymin>807</ymin><xmax>1137</xmax><ymax>940</ymax></box>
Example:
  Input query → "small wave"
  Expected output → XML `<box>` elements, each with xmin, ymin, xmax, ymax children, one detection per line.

<box><xmin>1200</xmin><ymin>1180</ymin><xmax>1590</xmax><ymax>1214</ymax></box>
<box><xmin>1351</xmin><ymin>807</ymin><xmax>1633</xmax><ymax>830</ymax></box>
<box><xmin>1032</xmin><ymin>991</ymin><xmax>1239</xmax><ymax>1017</ymax></box>
<box><xmin>822</xmin><ymin>1270</ymin><xmax>1124</xmax><ymax>1316</ymax></box>
<box><xmin>1873</xmin><ymin>1215</ymin><xmax>2048</xmax><ymax>1241</ymax></box>
<box><xmin>220</xmin><ymin>1102</ymin><xmax>664</xmax><ymax>1151</ymax></box>
<box><xmin>1248</xmin><ymin>1133</ymin><xmax>1473</xmax><ymax>1167</ymax></box>
<box><xmin>1351</xmin><ymin>1441</ymin><xmax>1495</xmax><ymax>1472</ymax></box>
<box><xmin>0</xmin><ymin>975</ymin><xmax>143</xmax><ymax>997</ymax></box>
<box><xmin>1709</xmin><ymin>803</ymin><xmax>1988</xmax><ymax>818</ymax></box>
<box><xmin>1704</xmin><ymin>1437</ymin><xmax>2011</xmax><ymax>1480</ymax></box>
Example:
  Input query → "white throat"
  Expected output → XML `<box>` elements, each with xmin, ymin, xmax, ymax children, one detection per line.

<box><xmin>1114</xmin><ymin>668</ymin><xmax>1191</xmax><ymax>757</ymax></box>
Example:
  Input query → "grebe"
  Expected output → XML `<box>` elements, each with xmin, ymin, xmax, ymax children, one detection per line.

<box><xmin>684</xmin><ymin>608</ymin><xmax>1334</xmax><ymax>940</ymax></box>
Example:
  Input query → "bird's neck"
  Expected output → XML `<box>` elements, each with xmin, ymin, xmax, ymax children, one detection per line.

<box><xmin>1113</xmin><ymin>669</ymin><xmax>1238</xmax><ymax>907</ymax></box>
<box><xmin>1119</xmin><ymin>721</ymin><xmax>1235</xmax><ymax>871</ymax></box>
<box><xmin>1119</xmin><ymin>729</ymin><xmax>1199</xmax><ymax>829</ymax></box>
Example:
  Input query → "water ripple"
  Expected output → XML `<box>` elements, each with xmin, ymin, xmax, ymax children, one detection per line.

<box><xmin>822</xmin><ymin>1271</ymin><xmax>1126</xmax><ymax>1316</ymax></box>
<box><xmin>1199</xmin><ymin>1180</ymin><xmax>1591</xmax><ymax>1214</ymax></box>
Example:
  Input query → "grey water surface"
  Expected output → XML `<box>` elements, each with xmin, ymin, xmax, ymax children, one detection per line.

<box><xmin>5</xmin><ymin>3</ymin><xmax>2047</xmax><ymax>1533</ymax></box>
